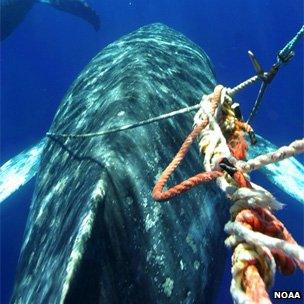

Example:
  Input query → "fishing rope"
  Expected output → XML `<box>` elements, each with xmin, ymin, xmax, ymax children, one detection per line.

<box><xmin>152</xmin><ymin>84</ymin><xmax>304</xmax><ymax>304</ymax></box>
<box><xmin>46</xmin><ymin>104</ymin><xmax>201</xmax><ymax>138</ymax></box>
<box><xmin>152</xmin><ymin>85</ymin><xmax>224</xmax><ymax>201</ymax></box>
<box><xmin>152</xmin><ymin>85</ymin><xmax>255</xmax><ymax>201</ymax></box>
<box><xmin>234</xmin><ymin>139</ymin><xmax>304</xmax><ymax>173</ymax></box>
<box><xmin>227</xmin><ymin>75</ymin><xmax>259</xmax><ymax>97</ymax></box>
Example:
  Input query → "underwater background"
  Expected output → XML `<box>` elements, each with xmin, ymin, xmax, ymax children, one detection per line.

<box><xmin>1</xmin><ymin>0</ymin><xmax>303</xmax><ymax>303</ymax></box>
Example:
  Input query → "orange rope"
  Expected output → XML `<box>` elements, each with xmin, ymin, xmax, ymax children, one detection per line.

<box><xmin>235</xmin><ymin>120</ymin><xmax>253</xmax><ymax>133</ymax></box>
<box><xmin>152</xmin><ymin>120</ymin><xmax>223</xmax><ymax>201</ymax></box>
<box><xmin>152</xmin><ymin>85</ymin><xmax>225</xmax><ymax>202</ymax></box>
<box><xmin>242</xmin><ymin>264</ymin><xmax>271</xmax><ymax>304</ymax></box>
<box><xmin>152</xmin><ymin>84</ymin><xmax>255</xmax><ymax>201</ymax></box>
<box><xmin>227</xmin><ymin>131</ymin><xmax>252</xmax><ymax>188</ymax></box>
<box><xmin>235</xmin><ymin>208</ymin><xmax>300</xmax><ymax>275</ymax></box>
<box><xmin>226</xmin><ymin>126</ymin><xmax>303</xmax><ymax>301</ymax></box>
<box><xmin>272</xmin><ymin>249</ymin><xmax>296</xmax><ymax>275</ymax></box>
<box><xmin>237</xmin><ymin>208</ymin><xmax>297</xmax><ymax>244</ymax></box>
<box><xmin>227</xmin><ymin>131</ymin><xmax>248</xmax><ymax>160</ymax></box>
<box><xmin>232</xmin><ymin>171</ymin><xmax>252</xmax><ymax>188</ymax></box>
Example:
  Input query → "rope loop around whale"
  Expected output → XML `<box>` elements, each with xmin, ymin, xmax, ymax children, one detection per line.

<box><xmin>151</xmin><ymin>85</ymin><xmax>304</xmax><ymax>201</ymax></box>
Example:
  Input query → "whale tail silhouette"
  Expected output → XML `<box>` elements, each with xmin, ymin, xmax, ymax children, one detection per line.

<box><xmin>45</xmin><ymin>0</ymin><xmax>100</xmax><ymax>31</ymax></box>
<box><xmin>0</xmin><ymin>0</ymin><xmax>100</xmax><ymax>41</ymax></box>
<box><xmin>0</xmin><ymin>0</ymin><xmax>35</xmax><ymax>40</ymax></box>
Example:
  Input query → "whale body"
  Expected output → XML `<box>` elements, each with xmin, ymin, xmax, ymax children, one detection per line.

<box><xmin>10</xmin><ymin>23</ymin><xmax>230</xmax><ymax>303</ymax></box>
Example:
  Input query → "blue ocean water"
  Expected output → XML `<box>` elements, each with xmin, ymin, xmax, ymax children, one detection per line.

<box><xmin>1</xmin><ymin>0</ymin><xmax>303</xmax><ymax>303</ymax></box>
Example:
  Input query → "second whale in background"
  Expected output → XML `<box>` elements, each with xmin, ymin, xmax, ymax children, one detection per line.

<box><xmin>1</xmin><ymin>0</ymin><xmax>100</xmax><ymax>40</ymax></box>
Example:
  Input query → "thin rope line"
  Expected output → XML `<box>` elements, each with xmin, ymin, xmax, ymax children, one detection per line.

<box><xmin>246</xmin><ymin>81</ymin><xmax>268</xmax><ymax>124</ymax></box>
<box><xmin>46</xmin><ymin>103</ymin><xmax>201</xmax><ymax>138</ymax></box>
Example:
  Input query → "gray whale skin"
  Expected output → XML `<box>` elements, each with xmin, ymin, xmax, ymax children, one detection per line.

<box><xmin>11</xmin><ymin>24</ymin><xmax>230</xmax><ymax>304</ymax></box>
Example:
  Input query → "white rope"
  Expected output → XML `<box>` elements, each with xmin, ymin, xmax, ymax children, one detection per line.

<box><xmin>225</xmin><ymin>221</ymin><xmax>304</xmax><ymax>265</ymax></box>
<box><xmin>227</xmin><ymin>75</ymin><xmax>259</xmax><ymax>97</ymax></box>
<box><xmin>194</xmin><ymin>89</ymin><xmax>234</xmax><ymax>172</ymax></box>
<box><xmin>229</xmin><ymin>184</ymin><xmax>284</xmax><ymax>215</ymax></box>
<box><xmin>235</xmin><ymin>139</ymin><xmax>304</xmax><ymax>173</ymax></box>
<box><xmin>47</xmin><ymin>103</ymin><xmax>201</xmax><ymax>138</ymax></box>
<box><xmin>230</xmin><ymin>244</ymin><xmax>275</xmax><ymax>304</ymax></box>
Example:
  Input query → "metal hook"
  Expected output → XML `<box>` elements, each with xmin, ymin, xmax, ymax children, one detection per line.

<box><xmin>248</xmin><ymin>50</ymin><xmax>264</xmax><ymax>77</ymax></box>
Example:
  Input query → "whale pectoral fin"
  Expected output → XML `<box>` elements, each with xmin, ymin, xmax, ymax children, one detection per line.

<box><xmin>42</xmin><ymin>0</ymin><xmax>100</xmax><ymax>31</ymax></box>
<box><xmin>247</xmin><ymin>134</ymin><xmax>304</xmax><ymax>205</ymax></box>
<box><xmin>0</xmin><ymin>138</ymin><xmax>46</xmax><ymax>204</ymax></box>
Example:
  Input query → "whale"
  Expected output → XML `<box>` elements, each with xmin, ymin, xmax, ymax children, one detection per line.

<box><xmin>9</xmin><ymin>23</ymin><xmax>230</xmax><ymax>303</ymax></box>
<box><xmin>0</xmin><ymin>0</ymin><xmax>100</xmax><ymax>41</ymax></box>
<box><xmin>2</xmin><ymin>23</ymin><xmax>303</xmax><ymax>303</ymax></box>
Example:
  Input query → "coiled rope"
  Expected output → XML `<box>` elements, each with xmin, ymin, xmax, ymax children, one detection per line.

<box><xmin>152</xmin><ymin>84</ymin><xmax>304</xmax><ymax>304</ymax></box>
<box><xmin>152</xmin><ymin>85</ymin><xmax>224</xmax><ymax>201</ymax></box>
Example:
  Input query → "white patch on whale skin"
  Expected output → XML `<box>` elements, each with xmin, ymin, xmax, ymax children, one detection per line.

<box><xmin>193</xmin><ymin>260</ymin><xmax>200</xmax><ymax>270</ymax></box>
<box><xmin>180</xmin><ymin>259</ymin><xmax>185</xmax><ymax>270</ymax></box>
<box><xmin>186</xmin><ymin>235</ymin><xmax>197</xmax><ymax>253</ymax></box>
<box><xmin>35</xmin><ymin>179</ymin><xmax>68</xmax><ymax>227</ymax></box>
<box><xmin>117</xmin><ymin>111</ymin><xmax>125</xmax><ymax>117</ymax></box>
<box><xmin>144</xmin><ymin>203</ymin><xmax>161</xmax><ymax>231</ymax></box>
<box><xmin>162</xmin><ymin>277</ymin><xmax>174</xmax><ymax>297</ymax></box>
<box><xmin>60</xmin><ymin>178</ymin><xmax>105</xmax><ymax>304</ymax></box>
